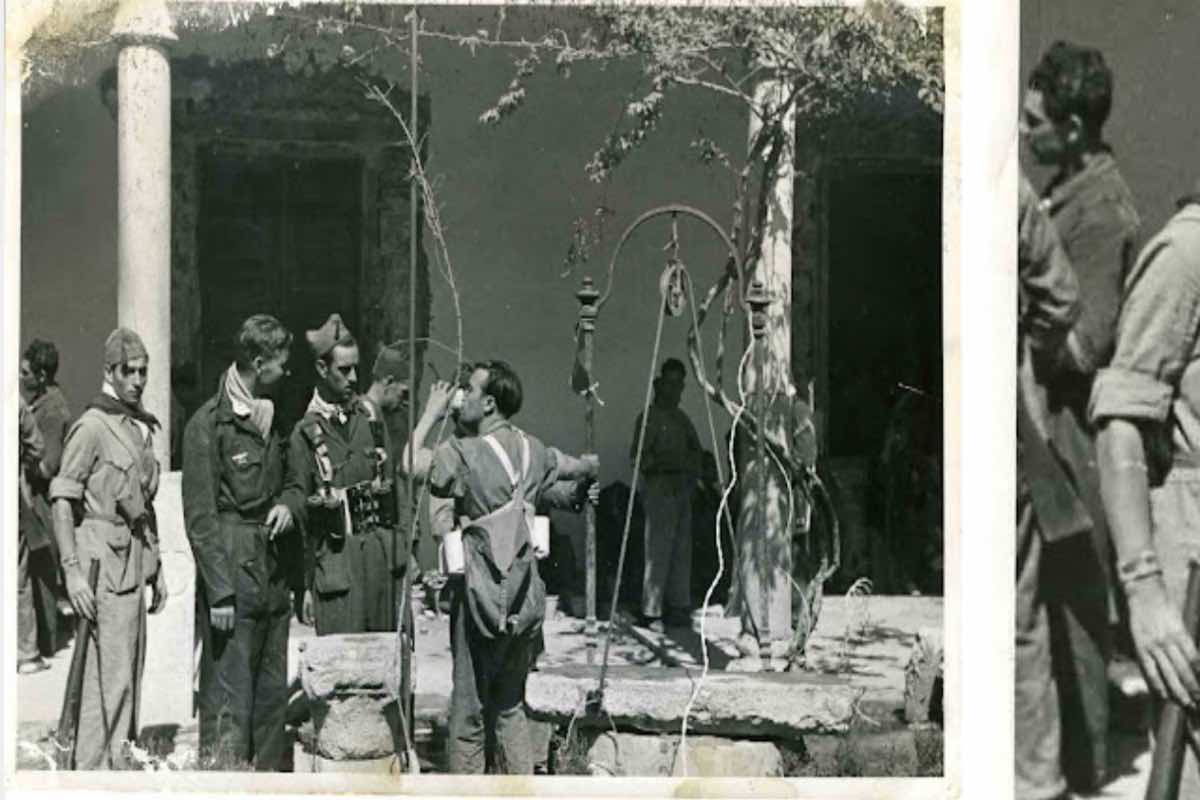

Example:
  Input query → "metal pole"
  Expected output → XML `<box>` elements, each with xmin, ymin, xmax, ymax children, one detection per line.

<box><xmin>746</xmin><ymin>279</ymin><xmax>771</xmax><ymax>663</ymax></box>
<box><xmin>391</xmin><ymin>4</ymin><xmax>419</xmax><ymax>769</ymax></box>
<box><xmin>577</xmin><ymin>277</ymin><xmax>600</xmax><ymax>665</ymax></box>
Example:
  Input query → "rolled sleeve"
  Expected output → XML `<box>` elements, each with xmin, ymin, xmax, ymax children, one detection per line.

<box><xmin>1090</xmin><ymin>235</ymin><xmax>1200</xmax><ymax>425</ymax></box>
<box><xmin>49</xmin><ymin>417</ymin><xmax>100</xmax><ymax>502</ymax></box>
<box><xmin>428</xmin><ymin>441</ymin><xmax>464</xmax><ymax>500</ymax></box>
<box><xmin>539</xmin><ymin>445</ymin><xmax>563</xmax><ymax>498</ymax></box>
<box><xmin>1089</xmin><ymin>368</ymin><xmax>1173</xmax><ymax>423</ymax></box>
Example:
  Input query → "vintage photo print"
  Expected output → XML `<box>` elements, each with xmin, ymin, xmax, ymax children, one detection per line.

<box><xmin>1015</xmin><ymin>1</ymin><xmax>1200</xmax><ymax>798</ymax></box>
<box><xmin>4</xmin><ymin>0</ymin><xmax>958</xmax><ymax>796</ymax></box>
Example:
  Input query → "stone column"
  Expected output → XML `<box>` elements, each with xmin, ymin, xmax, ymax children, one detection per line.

<box><xmin>111</xmin><ymin>1</ymin><xmax>195</xmax><ymax>732</ymax></box>
<box><xmin>733</xmin><ymin>78</ymin><xmax>796</xmax><ymax>666</ymax></box>
<box><xmin>113</xmin><ymin>0</ymin><xmax>175</xmax><ymax>467</ymax></box>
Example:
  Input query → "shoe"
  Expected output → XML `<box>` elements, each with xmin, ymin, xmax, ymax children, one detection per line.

<box><xmin>643</xmin><ymin>618</ymin><xmax>665</xmax><ymax>634</ymax></box>
<box><xmin>17</xmin><ymin>657</ymin><xmax>50</xmax><ymax>675</ymax></box>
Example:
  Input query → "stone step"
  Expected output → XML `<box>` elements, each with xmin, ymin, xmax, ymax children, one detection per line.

<box><xmin>526</xmin><ymin>663</ymin><xmax>857</xmax><ymax>737</ymax></box>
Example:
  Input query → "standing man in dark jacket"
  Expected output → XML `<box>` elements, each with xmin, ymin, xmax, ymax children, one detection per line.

<box><xmin>182</xmin><ymin>315</ymin><xmax>299</xmax><ymax>770</ymax></box>
<box><xmin>19</xmin><ymin>339</ymin><xmax>72</xmax><ymax>664</ymax></box>
<box><xmin>1016</xmin><ymin>171</ymin><xmax>1087</xmax><ymax>800</ymax></box>
<box><xmin>283</xmin><ymin>314</ymin><xmax>411</xmax><ymax>634</ymax></box>
<box><xmin>1020</xmin><ymin>41</ymin><xmax>1141</xmax><ymax>792</ymax></box>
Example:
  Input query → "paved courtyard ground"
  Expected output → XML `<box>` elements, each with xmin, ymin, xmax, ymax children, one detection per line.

<box><xmin>16</xmin><ymin>593</ymin><xmax>947</xmax><ymax>776</ymax></box>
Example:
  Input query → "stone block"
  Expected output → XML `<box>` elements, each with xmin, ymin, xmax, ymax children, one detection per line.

<box><xmin>585</xmin><ymin>732</ymin><xmax>783</xmax><ymax>777</ymax></box>
<box><xmin>142</xmin><ymin>472</ymin><xmax>196</xmax><ymax>729</ymax></box>
<box><xmin>530</xmin><ymin>720</ymin><xmax>554</xmax><ymax>773</ymax></box>
<box><xmin>904</xmin><ymin>627</ymin><xmax>943</xmax><ymax>725</ymax></box>
<box><xmin>313</xmin><ymin>754</ymin><xmax>400</xmax><ymax>774</ymax></box>
<box><xmin>299</xmin><ymin>633</ymin><xmax>403</xmax><ymax>760</ymax></box>
<box><xmin>527</xmin><ymin>664</ymin><xmax>856</xmax><ymax>737</ymax></box>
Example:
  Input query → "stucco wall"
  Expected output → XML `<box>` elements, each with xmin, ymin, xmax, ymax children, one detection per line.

<box><xmin>20</xmin><ymin>7</ymin><xmax>745</xmax><ymax>511</ymax></box>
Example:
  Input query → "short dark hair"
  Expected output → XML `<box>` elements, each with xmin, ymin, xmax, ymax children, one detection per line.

<box><xmin>235</xmin><ymin>315</ymin><xmax>293</xmax><ymax>369</ymax></box>
<box><xmin>476</xmin><ymin>360</ymin><xmax>523</xmax><ymax>418</ymax></box>
<box><xmin>23</xmin><ymin>339</ymin><xmax>59</xmax><ymax>383</ymax></box>
<box><xmin>660</xmin><ymin>358</ymin><xmax>687</xmax><ymax>379</ymax></box>
<box><xmin>1028</xmin><ymin>41</ymin><xmax>1113</xmax><ymax>140</ymax></box>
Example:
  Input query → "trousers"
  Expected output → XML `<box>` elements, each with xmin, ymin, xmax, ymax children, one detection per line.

<box><xmin>18</xmin><ymin>535</ymin><xmax>59</xmax><ymax>661</ymax></box>
<box><xmin>641</xmin><ymin>472</ymin><xmax>693</xmax><ymax>619</ymax></box>
<box><xmin>446</xmin><ymin>577</ymin><xmax>536</xmax><ymax>774</ymax></box>
<box><xmin>1146</xmin><ymin>466</ymin><xmax>1200</xmax><ymax>798</ymax></box>
<box><xmin>1015</xmin><ymin>481</ymin><xmax>1110</xmax><ymax>797</ymax></box>
<box><xmin>72</xmin><ymin>583</ymin><xmax>145</xmax><ymax>769</ymax></box>
<box><xmin>196</xmin><ymin>580</ymin><xmax>291</xmax><ymax>770</ymax></box>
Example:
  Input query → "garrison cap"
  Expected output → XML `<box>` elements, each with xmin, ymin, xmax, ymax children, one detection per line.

<box><xmin>371</xmin><ymin>344</ymin><xmax>411</xmax><ymax>384</ymax></box>
<box><xmin>104</xmin><ymin>327</ymin><xmax>148</xmax><ymax>368</ymax></box>
<box><xmin>306</xmin><ymin>313</ymin><xmax>354</xmax><ymax>359</ymax></box>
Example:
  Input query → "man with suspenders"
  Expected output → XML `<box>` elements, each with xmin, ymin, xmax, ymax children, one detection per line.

<box><xmin>405</xmin><ymin>360</ymin><xmax>598</xmax><ymax>774</ymax></box>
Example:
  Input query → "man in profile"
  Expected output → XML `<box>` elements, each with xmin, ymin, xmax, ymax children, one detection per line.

<box><xmin>1019</xmin><ymin>40</ymin><xmax>1141</xmax><ymax>793</ymax></box>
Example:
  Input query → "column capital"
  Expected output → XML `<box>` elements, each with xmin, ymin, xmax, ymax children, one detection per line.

<box><xmin>111</xmin><ymin>0</ymin><xmax>178</xmax><ymax>47</ymax></box>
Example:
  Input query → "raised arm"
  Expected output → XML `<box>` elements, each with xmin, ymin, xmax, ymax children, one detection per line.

<box><xmin>402</xmin><ymin>380</ymin><xmax>455</xmax><ymax>482</ymax></box>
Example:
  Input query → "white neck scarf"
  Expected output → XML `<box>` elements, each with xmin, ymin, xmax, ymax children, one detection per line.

<box><xmin>307</xmin><ymin>388</ymin><xmax>349</xmax><ymax>425</ymax></box>
<box><xmin>225</xmin><ymin>365</ymin><xmax>275</xmax><ymax>438</ymax></box>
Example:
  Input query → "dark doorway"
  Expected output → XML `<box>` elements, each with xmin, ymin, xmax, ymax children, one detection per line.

<box><xmin>821</xmin><ymin>163</ymin><xmax>942</xmax><ymax>594</ymax></box>
<box><xmin>195</xmin><ymin>149</ymin><xmax>364</xmax><ymax>435</ymax></box>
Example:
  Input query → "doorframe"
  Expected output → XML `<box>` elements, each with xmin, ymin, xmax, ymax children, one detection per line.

<box><xmin>193</xmin><ymin>144</ymin><xmax>368</xmax><ymax>416</ymax></box>
<box><xmin>813</xmin><ymin>154</ymin><xmax>942</xmax><ymax>458</ymax></box>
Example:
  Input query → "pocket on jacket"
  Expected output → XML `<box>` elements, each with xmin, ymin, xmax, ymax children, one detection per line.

<box><xmin>313</xmin><ymin>542</ymin><xmax>352</xmax><ymax>595</ymax></box>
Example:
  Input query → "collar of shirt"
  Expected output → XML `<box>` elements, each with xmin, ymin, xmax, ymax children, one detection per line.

<box><xmin>1043</xmin><ymin>150</ymin><xmax>1119</xmax><ymax>215</ymax></box>
<box><xmin>102</xmin><ymin>380</ymin><xmax>149</xmax><ymax>440</ymax></box>
<box><xmin>307</xmin><ymin>388</ymin><xmax>350</xmax><ymax>425</ymax></box>
<box><xmin>478</xmin><ymin>416</ymin><xmax>512</xmax><ymax>437</ymax></box>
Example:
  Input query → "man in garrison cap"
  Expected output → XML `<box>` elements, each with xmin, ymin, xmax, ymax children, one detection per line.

<box><xmin>50</xmin><ymin>327</ymin><xmax>169</xmax><ymax>769</ymax></box>
<box><xmin>282</xmin><ymin>315</ymin><xmax>414</xmax><ymax>637</ymax></box>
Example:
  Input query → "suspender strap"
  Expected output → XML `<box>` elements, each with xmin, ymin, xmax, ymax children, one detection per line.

<box><xmin>482</xmin><ymin>433</ymin><xmax>530</xmax><ymax>498</ymax></box>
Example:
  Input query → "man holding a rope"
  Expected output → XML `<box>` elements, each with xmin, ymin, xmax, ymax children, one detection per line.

<box><xmin>405</xmin><ymin>361</ymin><xmax>598</xmax><ymax>774</ymax></box>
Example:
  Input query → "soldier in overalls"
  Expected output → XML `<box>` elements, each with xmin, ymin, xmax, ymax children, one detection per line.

<box><xmin>182</xmin><ymin>315</ymin><xmax>298</xmax><ymax>769</ymax></box>
<box><xmin>49</xmin><ymin>328</ymin><xmax>168</xmax><ymax>769</ymax></box>
<box><xmin>283</xmin><ymin>314</ymin><xmax>414</xmax><ymax>636</ymax></box>
<box><xmin>405</xmin><ymin>362</ymin><xmax>598</xmax><ymax>774</ymax></box>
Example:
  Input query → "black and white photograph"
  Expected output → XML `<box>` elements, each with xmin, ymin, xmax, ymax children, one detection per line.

<box><xmin>1016</xmin><ymin>2</ymin><xmax>1200</xmax><ymax>798</ymax></box>
<box><xmin>4</xmin><ymin>0</ymin><xmax>953</xmax><ymax>793</ymax></box>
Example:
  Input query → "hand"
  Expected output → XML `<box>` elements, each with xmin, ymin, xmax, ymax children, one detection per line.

<box><xmin>149</xmin><ymin>570</ymin><xmax>169</xmax><ymax>614</ymax></box>
<box><xmin>297</xmin><ymin>589</ymin><xmax>315</xmax><ymax>626</ymax></box>
<box><xmin>266</xmin><ymin>503</ymin><xmax>294</xmax><ymax>539</ymax></box>
<box><xmin>1127</xmin><ymin>578</ymin><xmax>1200</xmax><ymax>708</ymax></box>
<box><xmin>581</xmin><ymin>453</ymin><xmax>600</xmax><ymax>480</ymax></box>
<box><xmin>210</xmin><ymin>599</ymin><xmax>236</xmax><ymax>634</ymax></box>
<box><xmin>587</xmin><ymin>481</ymin><xmax>600</xmax><ymax>506</ymax></box>
<box><xmin>424</xmin><ymin>380</ymin><xmax>454</xmax><ymax>419</ymax></box>
<box><xmin>65</xmin><ymin>563</ymin><xmax>97</xmax><ymax>623</ymax></box>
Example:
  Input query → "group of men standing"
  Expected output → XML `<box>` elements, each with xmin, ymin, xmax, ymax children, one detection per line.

<box><xmin>25</xmin><ymin>308</ymin><xmax>599</xmax><ymax>774</ymax></box>
<box><xmin>1017</xmin><ymin>40</ymin><xmax>1200</xmax><ymax>798</ymax></box>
